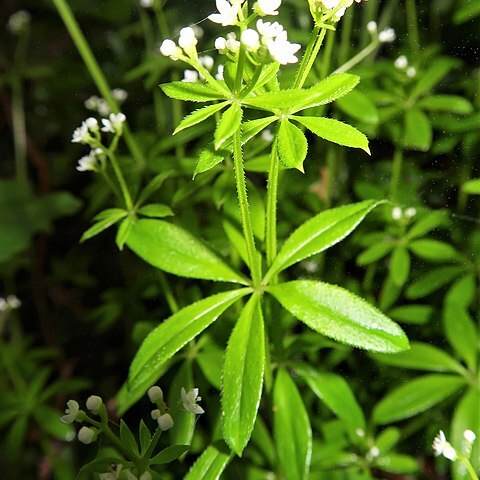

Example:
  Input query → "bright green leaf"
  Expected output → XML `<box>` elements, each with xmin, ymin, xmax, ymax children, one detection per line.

<box><xmin>417</xmin><ymin>95</ymin><xmax>473</xmax><ymax>115</ymax></box>
<box><xmin>390</xmin><ymin>247</ymin><xmax>410</xmax><ymax>287</ymax></box>
<box><xmin>184</xmin><ymin>442</ymin><xmax>231</xmax><ymax>480</ymax></box>
<box><xmin>214</xmin><ymin>103</ymin><xmax>242</xmax><ymax>150</ymax></box>
<box><xmin>150</xmin><ymin>445</ymin><xmax>190</xmax><ymax>465</ymax></box>
<box><xmin>409</xmin><ymin>239</ymin><xmax>459</xmax><ymax>262</ymax></box>
<box><xmin>402</xmin><ymin>108</ymin><xmax>432</xmax><ymax>151</ymax></box>
<box><xmin>161</xmin><ymin>81</ymin><xmax>227</xmax><ymax>102</ymax></box>
<box><xmin>81</xmin><ymin>210</ymin><xmax>128</xmax><ymax>242</ymax></box>
<box><xmin>277</xmin><ymin>119</ymin><xmax>308</xmax><ymax>171</ymax></box>
<box><xmin>336</xmin><ymin>89</ymin><xmax>379</xmax><ymax>124</ymax></box>
<box><xmin>462</xmin><ymin>178</ymin><xmax>480</xmax><ymax>195</ymax></box>
<box><xmin>174</xmin><ymin>102</ymin><xmax>229</xmax><ymax>134</ymax></box>
<box><xmin>137</xmin><ymin>204</ymin><xmax>174</xmax><ymax>218</ymax></box>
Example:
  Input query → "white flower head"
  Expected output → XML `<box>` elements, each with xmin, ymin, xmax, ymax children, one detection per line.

<box><xmin>0</xmin><ymin>298</ymin><xmax>7</xmax><ymax>311</ymax></box>
<box><xmin>76</xmin><ymin>151</ymin><xmax>99</xmax><ymax>172</ymax></box>
<box><xmin>406</xmin><ymin>66</ymin><xmax>417</xmax><ymax>78</ymax></box>
<box><xmin>85</xmin><ymin>117</ymin><xmax>99</xmax><ymax>133</ymax></box>
<box><xmin>267</xmin><ymin>30</ymin><xmax>301</xmax><ymax>65</ymax></box>
<box><xmin>158</xmin><ymin>413</ymin><xmax>174</xmax><ymax>431</ymax></box>
<box><xmin>226</xmin><ymin>32</ymin><xmax>240</xmax><ymax>53</ymax></box>
<box><xmin>112</xmin><ymin>88</ymin><xmax>128</xmax><ymax>102</ymax></box>
<box><xmin>208</xmin><ymin>0</ymin><xmax>241</xmax><ymax>26</ymax></box>
<box><xmin>8</xmin><ymin>10</ymin><xmax>31</xmax><ymax>34</ymax></box>
<box><xmin>148</xmin><ymin>386</ymin><xmax>164</xmax><ymax>403</ymax></box>
<box><xmin>101</xmin><ymin>113</ymin><xmax>126</xmax><ymax>134</ymax></box>
<box><xmin>78</xmin><ymin>426</ymin><xmax>97</xmax><ymax>444</ymax></box>
<box><xmin>391</xmin><ymin>206</ymin><xmax>403</xmax><ymax>220</ymax></box>
<box><xmin>404</xmin><ymin>207</ymin><xmax>416</xmax><ymax>218</ymax></box>
<box><xmin>261</xmin><ymin>129</ymin><xmax>274</xmax><ymax>142</ymax></box>
<box><xmin>60</xmin><ymin>400</ymin><xmax>81</xmax><ymax>424</ymax></box>
<box><xmin>178</xmin><ymin>27</ymin><xmax>198</xmax><ymax>54</ymax></box>
<box><xmin>394</xmin><ymin>55</ymin><xmax>408</xmax><ymax>69</ymax></box>
<box><xmin>215</xmin><ymin>37</ymin><xmax>228</xmax><ymax>53</ymax></box>
<box><xmin>72</xmin><ymin>123</ymin><xmax>90</xmax><ymax>144</ymax></box>
<box><xmin>160</xmin><ymin>39</ymin><xmax>182</xmax><ymax>60</ymax></box>
<box><xmin>86</xmin><ymin>395</ymin><xmax>103</xmax><ymax>413</ymax></box>
<box><xmin>182</xmin><ymin>69</ymin><xmax>199</xmax><ymax>82</ymax></box>
<box><xmin>433</xmin><ymin>430</ymin><xmax>458</xmax><ymax>461</ymax></box>
<box><xmin>6</xmin><ymin>295</ymin><xmax>21</xmax><ymax>309</ymax></box>
<box><xmin>215</xmin><ymin>64</ymin><xmax>225</xmax><ymax>80</ymax></box>
<box><xmin>181</xmin><ymin>387</ymin><xmax>205</xmax><ymax>414</ymax></box>
<box><xmin>257</xmin><ymin>20</ymin><xmax>284</xmax><ymax>43</ymax></box>
<box><xmin>378</xmin><ymin>27</ymin><xmax>396</xmax><ymax>43</ymax></box>
<box><xmin>199</xmin><ymin>55</ymin><xmax>214</xmax><ymax>70</ymax></box>
<box><xmin>367</xmin><ymin>21</ymin><xmax>377</xmax><ymax>33</ymax></box>
<box><xmin>254</xmin><ymin>0</ymin><xmax>281</xmax><ymax>16</ymax></box>
<box><xmin>464</xmin><ymin>430</ymin><xmax>476</xmax><ymax>443</ymax></box>
<box><xmin>241</xmin><ymin>29</ymin><xmax>260</xmax><ymax>52</ymax></box>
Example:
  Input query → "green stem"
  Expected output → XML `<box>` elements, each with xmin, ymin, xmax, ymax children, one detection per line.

<box><xmin>389</xmin><ymin>147</ymin><xmax>403</xmax><ymax>201</ymax></box>
<box><xmin>293</xmin><ymin>25</ymin><xmax>321</xmax><ymax>89</ymax></box>
<box><xmin>320</xmin><ymin>29</ymin><xmax>335</xmax><ymax>79</ymax></box>
<box><xmin>458</xmin><ymin>455</ymin><xmax>479</xmax><ymax>480</ymax></box>
<box><xmin>266</xmin><ymin>137</ymin><xmax>279</xmax><ymax>268</ymax></box>
<box><xmin>338</xmin><ymin>6</ymin><xmax>353</xmax><ymax>65</ymax></box>
<box><xmin>333</xmin><ymin>40</ymin><xmax>379</xmax><ymax>74</ymax></box>
<box><xmin>158</xmin><ymin>271</ymin><xmax>179</xmax><ymax>313</ymax></box>
<box><xmin>406</xmin><ymin>0</ymin><xmax>420</xmax><ymax>58</ymax></box>
<box><xmin>232</xmin><ymin>129</ymin><xmax>261</xmax><ymax>285</ymax></box>
<box><xmin>109</xmin><ymin>152</ymin><xmax>133</xmax><ymax>210</ymax></box>
<box><xmin>52</xmin><ymin>0</ymin><xmax>144</xmax><ymax>168</ymax></box>
<box><xmin>99</xmin><ymin>169</ymin><xmax>122</xmax><ymax>200</ymax></box>
<box><xmin>11</xmin><ymin>77</ymin><xmax>28</xmax><ymax>185</ymax></box>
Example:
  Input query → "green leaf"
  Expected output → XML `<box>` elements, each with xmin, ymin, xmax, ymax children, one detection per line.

<box><xmin>407</xmin><ymin>211</ymin><xmax>448</xmax><ymax>239</ymax></box>
<box><xmin>115</xmin><ymin>215</ymin><xmax>136</xmax><ymax>250</ymax></box>
<box><xmin>410</xmin><ymin>58</ymin><xmax>458</xmax><ymax>99</ymax></box>
<box><xmin>222</xmin><ymin>294</ymin><xmax>264</xmax><ymax>456</ymax></box>
<box><xmin>214</xmin><ymin>103</ymin><xmax>242</xmax><ymax>150</ymax></box>
<box><xmin>120</xmin><ymin>420</ymin><xmax>139</xmax><ymax>456</ymax></box>
<box><xmin>409</xmin><ymin>239</ymin><xmax>458</xmax><ymax>262</ymax></box>
<box><xmin>295</xmin><ymin>365</ymin><xmax>365</xmax><ymax>434</ymax></box>
<box><xmin>137</xmin><ymin>204</ymin><xmax>174</xmax><ymax>218</ymax></box>
<box><xmin>126</xmin><ymin>219</ymin><xmax>247</xmax><ymax>284</ymax></box>
<box><xmin>161</xmin><ymin>81</ymin><xmax>227</xmax><ymax>102</ymax></box>
<box><xmin>243</xmin><ymin>88</ymin><xmax>316</xmax><ymax>111</ymax></box>
<box><xmin>451</xmin><ymin>388</ymin><xmax>480</xmax><ymax>479</ymax></box>
<box><xmin>174</xmin><ymin>102</ymin><xmax>229</xmax><ymax>134</ymax></box>
<box><xmin>277</xmin><ymin>119</ymin><xmax>308</xmax><ymax>171</ymax></box>
<box><xmin>446</xmin><ymin>275</ymin><xmax>476</xmax><ymax>308</ymax></box>
<box><xmin>268</xmin><ymin>281</ymin><xmax>409</xmax><ymax>353</ymax></box>
<box><xmin>462</xmin><ymin>178</ymin><xmax>480</xmax><ymax>195</ymax></box>
<box><xmin>80</xmin><ymin>210</ymin><xmax>128</xmax><ymax>242</ymax></box>
<box><xmin>336</xmin><ymin>89</ymin><xmax>379</xmax><ymax>124</ymax></box>
<box><xmin>242</xmin><ymin>117</ymin><xmax>276</xmax><ymax>144</ymax></box>
<box><xmin>223</xmin><ymin>221</ymin><xmax>249</xmax><ymax>267</ymax></box>
<box><xmin>402</xmin><ymin>109</ymin><xmax>432</xmax><ymax>151</ymax></box>
<box><xmin>373</xmin><ymin>374</ymin><xmax>465</xmax><ymax>424</ymax></box>
<box><xmin>417</xmin><ymin>95</ymin><xmax>473</xmax><ymax>115</ymax></box>
<box><xmin>388</xmin><ymin>305</ymin><xmax>432</xmax><ymax>325</ymax></box>
<box><xmin>124</xmin><ymin>289</ymin><xmax>250</xmax><ymax>410</ymax></box>
<box><xmin>390</xmin><ymin>247</ymin><xmax>410</xmax><ymax>287</ymax></box>
<box><xmin>266</xmin><ymin>200</ymin><xmax>382</xmax><ymax>281</ymax></box>
<box><xmin>371</xmin><ymin>342</ymin><xmax>465</xmax><ymax>374</ymax></box>
<box><xmin>274</xmin><ymin>369</ymin><xmax>312</xmax><ymax>480</ymax></box>
<box><xmin>293</xmin><ymin>116</ymin><xmax>370</xmax><ymax>154</ymax></box>
<box><xmin>454</xmin><ymin>1</ymin><xmax>480</xmax><ymax>23</ymax></box>
<box><xmin>373</xmin><ymin>454</ymin><xmax>419</xmax><ymax>474</ymax></box>
<box><xmin>249</xmin><ymin>62</ymin><xmax>279</xmax><ymax>91</ymax></box>
<box><xmin>150</xmin><ymin>445</ymin><xmax>190</xmax><ymax>465</ymax></box>
<box><xmin>406</xmin><ymin>266</ymin><xmax>464</xmax><ymax>299</ymax></box>
<box><xmin>184</xmin><ymin>442</ymin><xmax>231</xmax><ymax>480</ymax></box>
<box><xmin>137</xmin><ymin>171</ymin><xmax>174</xmax><ymax>205</ymax></box>
<box><xmin>138</xmin><ymin>420</ymin><xmax>151</xmax><ymax>454</ymax></box>
<box><xmin>357</xmin><ymin>242</ymin><xmax>394</xmax><ymax>266</ymax></box>
<box><xmin>194</xmin><ymin>143</ymin><xmax>231</xmax><ymax>177</ymax></box>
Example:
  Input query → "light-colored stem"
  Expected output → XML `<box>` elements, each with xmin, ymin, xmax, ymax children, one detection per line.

<box><xmin>109</xmin><ymin>153</ymin><xmax>133</xmax><ymax>210</ymax></box>
<box><xmin>266</xmin><ymin>138</ymin><xmax>279</xmax><ymax>268</ymax></box>
<box><xmin>333</xmin><ymin>40</ymin><xmax>379</xmax><ymax>74</ymax></box>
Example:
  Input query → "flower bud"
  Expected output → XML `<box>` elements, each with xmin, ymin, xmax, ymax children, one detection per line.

<box><xmin>158</xmin><ymin>413</ymin><xmax>174</xmax><ymax>431</ymax></box>
<box><xmin>78</xmin><ymin>426</ymin><xmax>97</xmax><ymax>444</ymax></box>
<box><xmin>86</xmin><ymin>395</ymin><xmax>103</xmax><ymax>413</ymax></box>
<box><xmin>148</xmin><ymin>386</ymin><xmax>164</xmax><ymax>403</ymax></box>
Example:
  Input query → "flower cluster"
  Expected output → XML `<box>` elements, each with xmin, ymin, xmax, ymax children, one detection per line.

<box><xmin>367</xmin><ymin>21</ymin><xmax>396</xmax><ymax>44</ymax></box>
<box><xmin>394</xmin><ymin>55</ymin><xmax>416</xmax><ymax>78</ymax></box>
<box><xmin>148</xmin><ymin>386</ymin><xmax>174</xmax><ymax>431</ymax></box>
<box><xmin>309</xmin><ymin>0</ymin><xmax>363</xmax><ymax>23</ymax></box>
<box><xmin>432</xmin><ymin>429</ymin><xmax>477</xmax><ymax>463</ymax></box>
<box><xmin>0</xmin><ymin>295</ymin><xmax>21</xmax><ymax>312</ymax></box>
<box><xmin>391</xmin><ymin>206</ymin><xmax>416</xmax><ymax>221</ymax></box>
<box><xmin>85</xmin><ymin>89</ymin><xmax>128</xmax><ymax>116</ymax></box>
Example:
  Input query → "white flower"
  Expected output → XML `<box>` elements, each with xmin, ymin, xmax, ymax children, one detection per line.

<box><xmin>215</xmin><ymin>64</ymin><xmax>225</xmax><ymax>80</ymax></box>
<box><xmin>318</xmin><ymin>0</ymin><xmax>341</xmax><ymax>8</ymax></box>
<box><xmin>464</xmin><ymin>430</ymin><xmax>476</xmax><ymax>443</ymax></box>
<box><xmin>139</xmin><ymin>473</ymin><xmax>152</xmax><ymax>480</ymax></box>
<box><xmin>355</xmin><ymin>428</ymin><xmax>365</xmax><ymax>437</ymax></box>
<box><xmin>261</xmin><ymin>129</ymin><xmax>274</xmax><ymax>142</ymax></box>
<box><xmin>160</xmin><ymin>39</ymin><xmax>182</xmax><ymax>60</ymax></box>
<box><xmin>6</xmin><ymin>295</ymin><xmax>21</xmax><ymax>309</ymax></box>
<box><xmin>406</xmin><ymin>66</ymin><xmax>417</xmax><ymax>78</ymax></box>
<box><xmin>394</xmin><ymin>55</ymin><xmax>408</xmax><ymax>69</ymax></box>
<box><xmin>85</xmin><ymin>117</ymin><xmax>99</xmax><ymax>133</ymax></box>
<box><xmin>226</xmin><ymin>32</ymin><xmax>240</xmax><ymax>52</ymax></box>
<box><xmin>139</xmin><ymin>0</ymin><xmax>154</xmax><ymax>7</ymax></box>
<box><xmin>367</xmin><ymin>21</ymin><xmax>377</xmax><ymax>33</ymax></box>
<box><xmin>112</xmin><ymin>88</ymin><xmax>128</xmax><ymax>102</ymax></box>
<box><xmin>199</xmin><ymin>55</ymin><xmax>214</xmax><ymax>70</ymax></box>
<box><xmin>86</xmin><ymin>395</ymin><xmax>103</xmax><ymax>413</ymax></box>
<box><xmin>60</xmin><ymin>400</ymin><xmax>80</xmax><ymax>424</ymax></box>
<box><xmin>257</xmin><ymin>20</ymin><xmax>284</xmax><ymax>42</ymax></box>
<box><xmin>76</xmin><ymin>151</ymin><xmax>99</xmax><ymax>172</ymax></box>
<box><xmin>0</xmin><ymin>298</ymin><xmax>7</xmax><ymax>311</ymax></box>
<box><xmin>84</xmin><ymin>95</ymin><xmax>100</xmax><ymax>111</ymax></box>
<box><xmin>8</xmin><ymin>10</ymin><xmax>31</xmax><ymax>34</ymax></box>
<box><xmin>255</xmin><ymin>0</ymin><xmax>281</xmax><ymax>16</ymax></box>
<box><xmin>267</xmin><ymin>30</ymin><xmax>301</xmax><ymax>65</ymax></box>
<box><xmin>101</xmin><ymin>113</ymin><xmax>126</xmax><ymax>134</ymax></box>
<box><xmin>148</xmin><ymin>386</ymin><xmax>164</xmax><ymax>403</ymax></box>
<box><xmin>369</xmin><ymin>446</ymin><xmax>380</xmax><ymax>458</ymax></box>
<box><xmin>78</xmin><ymin>426</ymin><xmax>97</xmax><ymax>444</ymax></box>
<box><xmin>378</xmin><ymin>28</ymin><xmax>396</xmax><ymax>43</ymax></box>
<box><xmin>181</xmin><ymin>387</ymin><xmax>205</xmax><ymax>414</ymax></box>
<box><xmin>71</xmin><ymin>123</ymin><xmax>90</xmax><ymax>144</ymax></box>
<box><xmin>182</xmin><ymin>69</ymin><xmax>199</xmax><ymax>82</ymax></box>
<box><xmin>208</xmin><ymin>0</ymin><xmax>241</xmax><ymax>26</ymax></box>
<box><xmin>391</xmin><ymin>206</ymin><xmax>402</xmax><ymax>220</ymax></box>
<box><xmin>158</xmin><ymin>413</ymin><xmax>174</xmax><ymax>431</ymax></box>
<box><xmin>215</xmin><ymin>37</ymin><xmax>228</xmax><ymax>53</ymax></box>
<box><xmin>433</xmin><ymin>430</ymin><xmax>458</xmax><ymax>461</ymax></box>
<box><xmin>404</xmin><ymin>207</ymin><xmax>416</xmax><ymax>218</ymax></box>
<box><xmin>241</xmin><ymin>29</ymin><xmax>260</xmax><ymax>52</ymax></box>
<box><xmin>178</xmin><ymin>27</ymin><xmax>198</xmax><ymax>54</ymax></box>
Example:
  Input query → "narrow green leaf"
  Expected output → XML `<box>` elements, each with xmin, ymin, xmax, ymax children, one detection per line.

<box><xmin>116</xmin><ymin>215</ymin><xmax>136</xmax><ymax>250</ymax></box>
<box><xmin>373</xmin><ymin>374</ymin><xmax>465</xmax><ymax>424</ymax></box>
<box><xmin>388</xmin><ymin>305</ymin><xmax>433</xmax><ymax>325</ymax></box>
<box><xmin>93</xmin><ymin>208</ymin><xmax>127</xmax><ymax>221</ymax></box>
<box><xmin>184</xmin><ymin>442</ymin><xmax>231</xmax><ymax>480</ymax></box>
<box><xmin>268</xmin><ymin>281</ymin><xmax>409</xmax><ymax>353</ymax></box>
<box><xmin>161</xmin><ymin>81</ymin><xmax>227</xmax><ymax>102</ymax></box>
<box><xmin>243</xmin><ymin>88</ymin><xmax>315</xmax><ymax>111</ymax></box>
<box><xmin>274</xmin><ymin>369</ymin><xmax>312</xmax><ymax>480</ymax></box>
<box><xmin>406</xmin><ymin>266</ymin><xmax>464</xmax><ymax>299</ymax></box>
<box><xmin>295</xmin><ymin>365</ymin><xmax>366</xmax><ymax>434</ymax></box>
<box><xmin>336</xmin><ymin>89</ymin><xmax>379</xmax><ymax>124</ymax></box>
<box><xmin>223</xmin><ymin>221</ymin><xmax>249</xmax><ymax>267</ymax></box>
<box><xmin>242</xmin><ymin>117</ymin><xmax>276</xmax><ymax>144</ymax></box>
<box><xmin>150</xmin><ymin>445</ymin><xmax>190</xmax><ymax>465</ymax></box>
<box><xmin>126</xmin><ymin>219</ymin><xmax>248</xmax><ymax>284</ymax></box>
<box><xmin>266</xmin><ymin>200</ymin><xmax>381</xmax><ymax>280</ymax></box>
<box><xmin>222</xmin><ymin>294</ymin><xmax>264</xmax><ymax>456</ymax></box>
<box><xmin>120</xmin><ymin>420</ymin><xmax>139</xmax><ymax>456</ymax></box>
<box><xmin>125</xmin><ymin>289</ymin><xmax>250</xmax><ymax>408</ymax></box>
<box><xmin>138</xmin><ymin>420</ymin><xmax>151</xmax><ymax>454</ymax></box>
<box><xmin>410</xmin><ymin>58</ymin><xmax>458</xmax><ymax>99</ymax></box>
<box><xmin>462</xmin><ymin>178</ymin><xmax>480</xmax><ymax>195</ymax></box>
<box><xmin>390</xmin><ymin>247</ymin><xmax>410</xmax><ymax>287</ymax></box>
<box><xmin>277</xmin><ymin>119</ymin><xmax>308</xmax><ymax>171</ymax></box>
<box><xmin>137</xmin><ymin>171</ymin><xmax>174</xmax><ymax>206</ymax></box>
<box><xmin>409</xmin><ymin>239</ymin><xmax>459</xmax><ymax>262</ymax></box>
<box><xmin>406</xmin><ymin>211</ymin><xmax>448</xmax><ymax>239</ymax></box>
<box><xmin>357</xmin><ymin>242</ymin><xmax>394</xmax><ymax>266</ymax></box>
<box><xmin>137</xmin><ymin>204</ymin><xmax>174</xmax><ymax>218</ymax></box>
<box><xmin>194</xmin><ymin>143</ymin><xmax>231</xmax><ymax>177</ymax></box>
<box><xmin>80</xmin><ymin>210</ymin><xmax>128</xmax><ymax>242</ymax></box>
<box><xmin>402</xmin><ymin>108</ymin><xmax>432</xmax><ymax>151</ymax></box>
<box><xmin>417</xmin><ymin>95</ymin><xmax>473</xmax><ymax>115</ymax></box>
<box><xmin>373</xmin><ymin>454</ymin><xmax>419</xmax><ymax>474</ymax></box>
<box><xmin>174</xmin><ymin>102</ymin><xmax>229</xmax><ymax>134</ymax></box>
<box><xmin>371</xmin><ymin>342</ymin><xmax>466</xmax><ymax>374</ymax></box>
<box><xmin>214</xmin><ymin>103</ymin><xmax>242</xmax><ymax>150</ymax></box>
<box><xmin>293</xmin><ymin>116</ymin><xmax>370</xmax><ymax>154</ymax></box>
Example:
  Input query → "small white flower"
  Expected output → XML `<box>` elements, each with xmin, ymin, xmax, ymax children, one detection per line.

<box><xmin>406</xmin><ymin>66</ymin><xmax>417</xmax><ymax>78</ymax></box>
<box><xmin>215</xmin><ymin>64</ymin><xmax>225</xmax><ymax>80</ymax></box>
<box><xmin>391</xmin><ymin>206</ymin><xmax>403</xmax><ymax>220</ymax></box>
<box><xmin>76</xmin><ymin>151</ymin><xmax>99</xmax><ymax>172</ymax></box>
<box><xmin>319</xmin><ymin>0</ymin><xmax>341</xmax><ymax>9</ymax></box>
<box><xmin>182</xmin><ymin>69</ymin><xmax>199</xmax><ymax>82</ymax></box>
<box><xmin>367</xmin><ymin>21</ymin><xmax>377</xmax><ymax>33</ymax></box>
<box><xmin>267</xmin><ymin>30</ymin><xmax>301</xmax><ymax>65</ymax></box>
<box><xmin>6</xmin><ymin>295</ymin><xmax>21</xmax><ymax>309</ymax></box>
<box><xmin>8</xmin><ymin>10</ymin><xmax>31</xmax><ymax>34</ymax></box>
<box><xmin>378</xmin><ymin>28</ymin><xmax>396</xmax><ymax>43</ymax></box>
<box><xmin>215</xmin><ymin>37</ymin><xmax>228</xmax><ymax>53</ymax></box>
<box><xmin>85</xmin><ymin>117</ymin><xmax>99</xmax><ymax>133</ymax></box>
<box><xmin>404</xmin><ymin>207</ymin><xmax>417</xmax><ymax>218</ymax></box>
<box><xmin>369</xmin><ymin>446</ymin><xmax>380</xmax><ymax>458</ymax></box>
<box><xmin>255</xmin><ymin>0</ymin><xmax>281</xmax><ymax>16</ymax></box>
<box><xmin>60</xmin><ymin>400</ymin><xmax>80</xmax><ymax>424</ymax></box>
<box><xmin>112</xmin><ymin>88</ymin><xmax>128</xmax><ymax>102</ymax></box>
<box><xmin>241</xmin><ymin>29</ymin><xmax>260</xmax><ymax>52</ymax></box>
<box><xmin>85</xmin><ymin>95</ymin><xmax>100</xmax><ymax>111</ymax></box>
<box><xmin>394</xmin><ymin>55</ymin><xmax>408</xmax><ymax>69</ymax></box>
<box><xmin>160</xmin><ymin>39</ymin><xmax>182</xmax><ymax>60</ymax></box>
<box><xmin>355</xmin><ymin>428</ymin><xmax>365</xmax><ymax>437</ymax></box>
<box><xmin>226</xmin><ymin>32</ymin><xmax>240</xmax><ymax>53</ymax></box>
<box><xmin>464</xmin><ymin>430</ymin><xmax>476</xmax><ymax>443</ymax></box>
<box><xmin>101</xmin><ymin>113</ymin><xmax>126</xmax><ymax>134</ymax></box>
<box><xmin>0</xmin><ymin>298</ymin><xmax>7</xmax><ymax>311</ymax></box>
<box><xmin>148</xmin><ymin>386</ymin><xmax>164</xmax><ymax>403</ymax></box>
<box><xmin>181</xmin><ymin>387</ymin><xmax>205</xmax><ymax>414</ymax></box>
<box><xmin>71</xmin><ymin>123</ymin><xmax>90</xmax><ymax>144</ymax></box>
<box><xmin>261</xmin><ymin>129</ymin><xmax>274</xmax><ymax>142</ymax></box>
<box><xmin>257</xmin><ymin>20</ymin><xmax>284</xmax><ymax>42</ymax></box>
<box><xmin>443</xmin><ymin>445</ymin><xmax>458</xmax><ymax>461</ymax></box>
<box><xmin>178</xmin><ymin>27</ymin><xmax>198</xmax><ymax>54</ymax></box>
<box><xmin>158</xmin><ymin>413</ymin><xmax>174</xmax><ymax>431</ymax></box>
<box><xmin>139</xmin><ymin>0</ymin><xmax>154</xmax><ymax>7</ymax></box>
<box><xmin>199</xmin><ymin>55</ymin><xmax>214</xmax><ymax>70</ymax></box>
<box><xmin>86</xmin><ymin>395</ymin><xmax>103</xmax><ymax>413</ymax></box>
<box><xmin>208</xmin><ymin>0</ymin><xmax>241</xmax><ymax>26</ymax></box>
<box><xmin>78</xmin><ymin>426</ymin><xmax>97</xmax><ymax>444</ymax></box>
<box><xmin>433</xmin><ymin>430</ymin><xmax>458</xmax><ymax>461</ymax></box>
